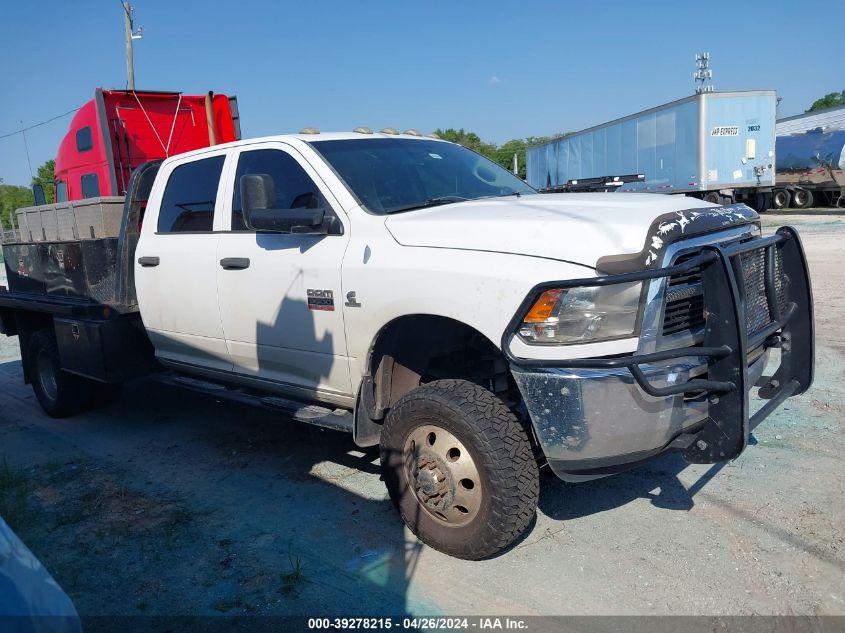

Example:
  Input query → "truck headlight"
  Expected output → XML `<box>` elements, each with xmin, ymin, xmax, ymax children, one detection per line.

<box><xmin>516</xmin><ymin>281</ymin><xmax>643</xmax><ymax>344</ymax></box>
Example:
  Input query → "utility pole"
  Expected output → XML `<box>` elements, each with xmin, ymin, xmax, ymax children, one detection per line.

<box><xmin>123</xmin><ymin>2</ymin><xmax>143</xmax><ymax>90</ymax></box>
<box><xmin>513</xmin><ymin>152</ymin><xmax>518</xmax><ymax>176</ymax></box>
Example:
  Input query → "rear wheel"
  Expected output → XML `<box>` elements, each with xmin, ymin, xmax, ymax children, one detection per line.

<box><xmin>27</xmin><ymin>330</ymin><xmax>92</xmax><ymax>418</ymax></box>
<box><xmin>380</xmin><ymin>379</ymin><xmax>539</xmax><ymax>560</ymax></box>
<box><xmin>792</xmin><ymin>189</ymin><xmax>814</xmax><ymax>209</ymax></box>
<box><xmin>773</xmin><ymin>189</ymin><xmax>791</xmax><ymax>209</ymax></box>
<box><xmin>704</xmin><ymin>192</ymin><xmax>721</xmax><ymax>204</ymax></box>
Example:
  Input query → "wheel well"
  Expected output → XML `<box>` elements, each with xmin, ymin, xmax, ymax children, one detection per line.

<box><xmin>366</xmin><ymin>315</ymin><xmax>515</xmax><ymax>418</ymax></box>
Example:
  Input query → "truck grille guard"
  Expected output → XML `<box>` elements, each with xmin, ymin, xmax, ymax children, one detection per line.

<box><xmin>504</xmin><ymin>226</ymin><xmax>814</xmax><ymax>464</ymax></box>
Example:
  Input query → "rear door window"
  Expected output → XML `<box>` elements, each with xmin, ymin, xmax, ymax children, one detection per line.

<box><xmin>158</xmin><ymin>156</ymin><xmax>225</xmax><ymax>233</ymax></box>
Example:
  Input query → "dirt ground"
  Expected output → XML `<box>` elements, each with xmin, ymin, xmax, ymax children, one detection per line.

<box><xmin>0</xmin><ymin>213</ymin><xmax>843</xmax><ymax>617</ymax></box>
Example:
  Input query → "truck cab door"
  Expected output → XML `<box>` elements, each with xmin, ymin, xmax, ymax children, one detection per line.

<box><xmin>134</xmin><ymin>150</ymin><xmax>233</xmax><ymax>372</ymax></box>
<box><xmin>215</xmin><ymin>144</ymin><xmax>352</xmax><ymax>405</ymax></box>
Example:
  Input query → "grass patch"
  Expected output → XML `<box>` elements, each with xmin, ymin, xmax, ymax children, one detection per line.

<box><xmin>211</xmin><ymin>599</ymin><xmax>236</xmax><ymax>613</ymax></box>
<box><xmin>210</xmin><ymin>598</ymin><xmax>256</xmax><ymax>613</ymax></box>
<box><xmin>50</xmin><ymin>506</ymin><xmax>86</xmax><ymax>531</ymax></box>
<box><xmin>0</xmin><ymin>458</ymin><xmax>32</xmax><ymax>530</ymax></box>
<box><xmin>279</xmin><ymin>554</ymin><xmax>306</xmax><ymax>595</ymax></box>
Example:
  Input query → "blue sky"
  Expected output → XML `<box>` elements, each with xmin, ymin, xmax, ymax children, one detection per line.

<box><xmin>1</xmin><ymin>0</ymin><xmax>842</xmax><ymax>186</ymax></box>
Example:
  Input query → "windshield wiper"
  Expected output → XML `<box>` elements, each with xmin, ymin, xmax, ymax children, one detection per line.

<box><xmin>385</xmin><ymin>195</ymin><xmax>470</xmax><ymax>214</ymax></box>
<box><xmin>477</xmin><ymin>191</ymin><xmax>525</xmax><ymax>201</ymax></box>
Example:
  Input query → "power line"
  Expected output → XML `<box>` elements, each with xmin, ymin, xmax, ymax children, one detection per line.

<box><xmin>21</xmin><ymin>121</ymin><xmax>34</xmax><ymax>179</ymax></box>
<box><xmin>0</xmin><ymin>107</ymin><xmax>81</xmax><ymax>141</ymax></box>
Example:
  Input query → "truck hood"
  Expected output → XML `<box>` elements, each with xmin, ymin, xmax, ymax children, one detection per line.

<box><xmin>384</xmin><ymin>193</ymin><xmax>754</xmax><ymax>269</ymax></box>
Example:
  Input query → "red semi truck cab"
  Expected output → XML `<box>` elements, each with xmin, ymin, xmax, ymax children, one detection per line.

<box><xmin>54</xmin><ymin>88</ymin><xmax>240</xmax><ymax>202</ymax></box>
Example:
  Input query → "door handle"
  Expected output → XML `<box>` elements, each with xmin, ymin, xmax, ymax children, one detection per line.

<box><xmin>138</xmin><ymin>256</ymin><xmax>160</xmax><ymax>267</ymax></box>
<box><xmin>220</xmin><ymin>257</ymin><xmax>250</xmax><ymax>270</ymax></box>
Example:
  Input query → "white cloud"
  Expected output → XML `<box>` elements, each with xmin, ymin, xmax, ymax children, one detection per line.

<box><xmin>487</xmin><ymin>75</ymin><xmax>502</xmax><ymax>85</ymax></box>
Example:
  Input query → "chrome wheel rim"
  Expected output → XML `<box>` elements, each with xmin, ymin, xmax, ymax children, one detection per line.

<box><xmin>403</xmin><ymin>424</ymin><xmax>482</xmax><ymax>526</ymax></box>
<box><xmin>36</xmin><ymin>348</ymin><xmax>58</xmax><ymax>402</ymax></box>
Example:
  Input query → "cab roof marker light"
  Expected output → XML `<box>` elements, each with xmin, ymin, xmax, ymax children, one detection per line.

<box><xmin>379</xmin><ymin>127</ymin><xmax>399</xmax><ymax>135</ymax></box>
<box><xmin>403</xmin><ymin>129</ymin><xmax>422</xmax><ymax>136</ymax></box>
<box><xmin>299</xmin><ymin>127</ymin><xmax>320</xmax><ymax>135</ymax></box>
<box><xmin>353</xmin><ymin>127</ymin><xmax>373</xmax><ymax>134</ymax></box>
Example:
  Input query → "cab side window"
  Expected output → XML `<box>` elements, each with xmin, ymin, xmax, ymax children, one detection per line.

<box><xmin>76</xmin><ymin>127</ymin><xmax>93</xmax><ymax>152</ymax></box>
<box><xmin>56</xmin><ymin>181</ymin><xmax>68</xmax><ymax>203</ymax></box>
<box><xmin>158</xmin><ymin>156</ymin><xmax>225</xmax><ymax>233</ymax></box>
<box><xmin>80</xmin><ymin>173</ymin><xmax>100</xmax><ymax>199</ymax></box>
<box><xmin>231</xmin><ymin>149</ymin><xmax>330</xmax><ymax>231</ymax></box>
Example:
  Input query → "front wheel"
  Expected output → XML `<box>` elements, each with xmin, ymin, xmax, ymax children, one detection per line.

<box><xmin>380</xmin><ymin>379</ymin><xmax>539</xmax><ymax>560</ymax></box>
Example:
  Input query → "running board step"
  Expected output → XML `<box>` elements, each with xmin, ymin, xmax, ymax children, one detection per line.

<box><xmin>260</xmin><ymin>397</ymin><xmax>353</xmax><ymax>432</ymax></box>
<box><xmin>157</xmin><ymin>373</ymin><xmax>353</xmax><ymax>433</ymax></box>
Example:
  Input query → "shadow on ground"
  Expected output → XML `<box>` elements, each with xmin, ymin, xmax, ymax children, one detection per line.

<box><xmin>0</xmin><ymin>358</ymin><xmax>430</xmax><ymax>616</ymax></box>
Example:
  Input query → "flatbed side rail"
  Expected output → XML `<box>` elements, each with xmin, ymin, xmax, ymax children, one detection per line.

<box><xmin>0</xmin><ymin>288</ymin><xmax>112</xmax><ymax>320</ymax></box>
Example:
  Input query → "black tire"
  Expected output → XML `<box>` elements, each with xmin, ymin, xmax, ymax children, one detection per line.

<box><xmin>380</xmin><ymin>379</ymin><xmax>539</xmax><ymax>560</ymax></box>
<box><xmin>751</xmin><ymin>191</ymin><xmax>772</xmax><ymax>213</ymax></box>
<box><xmin>704</xmin><ymin>192</ymin><xmax>721</xmax><ymax>204</ymax></box>
<box><xmin>792</xmin><ymin>188</ymin><xmax>814</xmax><ymax>209</ymax></box>
<box><xmin>773</xmin><ymin>189</ymin><xmax>791</xmax><ymax>209</ymax></box>
<box><xmin>27</xmin><ymin>329</ymin><xmax>92</xmax><ymax>418</ymax></box>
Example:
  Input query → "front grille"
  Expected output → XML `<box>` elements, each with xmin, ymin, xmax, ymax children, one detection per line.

<box><xmin>739</xmin><ymin>249</ymin><xmax>771</xmax><ymax>335</ymax></box>
<box><xmin>662</xmin><ymin>256</ymin><xmax>705</xmax><ymax>336</ymax></box>
<box><xmin>661</xmin><ymin>244</ymin><xmax>789</xmax><ymax>339</ymax></box>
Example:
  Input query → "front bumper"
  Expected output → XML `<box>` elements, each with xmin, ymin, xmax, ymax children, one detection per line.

<box><xmin>507</xmin><ymin>226</ymin><xmax>814</xmax><ymax>481</ymax></box>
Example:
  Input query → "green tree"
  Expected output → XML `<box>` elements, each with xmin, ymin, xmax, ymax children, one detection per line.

<box><xmin>433</xmin><ymin>129</ymin><xmax>566</xmax><ymax>180</ymax></box>
<box><xmin>0</xmin><ymin>184</ymin><xmax>34</xmax><ymax>230</ymax></box>
<box><xmin>433</xmin><ymin>128</ymin><xmax>498</xmax><ymax>160</ymax></box>
<box><xmin>487</xmin><ymin>136</ymin><xmax>565</xmax><ymax>179</ymax></box>
<box><xmin>806</xmin><ymin>90</ymin><xmax>845</xmax><ymax>113</ymax></box>
<box><xmin>0</xmin><ymin>159</ymin><xmax>53</xmax><ymax>231</ymax></box>
<box><xmin>31</xmin><ymin>159</ymin><xmax>55</xmax><ymax>204</ymax></box>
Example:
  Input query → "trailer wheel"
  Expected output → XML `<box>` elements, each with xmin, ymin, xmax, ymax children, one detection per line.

<box><xmin>27</xmin><ymin>330</ymin><xmax>92</xmax><ymax>418</ymax></box>
<box><xmin>757</xmin><ymin>191</ymin><xmax>772</xmax><ymax>213</ymax></box>
<box><xmin>380</xmin><ymin>379</ymin><xmax>539</xmax><ymax>560</ymax></box>
<box><xmin>792</xmin><ymin>189</ymin><xmax>814</xmax><ymax>209</ymax></box>
<box><xmin>704</xmin><ymin>192</ymin><xmax>721</xmax><ymax>204</ymax></box>
<box><xmin>773</xmin><ymin>189</ymin><xmax>791</xmax><ymax>210</ymax></box>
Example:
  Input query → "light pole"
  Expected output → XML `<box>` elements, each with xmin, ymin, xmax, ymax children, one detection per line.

<box><xmin>123</xmin><ymin>2</ymin><xmax>143</xmax><ymax>90</ymax></box>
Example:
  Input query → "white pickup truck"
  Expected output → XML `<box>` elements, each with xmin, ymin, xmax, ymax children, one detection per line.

<box><xmin>0</xmin><ymin>131</ymin><xmax>814</xmax><ymax>559</ymax></box>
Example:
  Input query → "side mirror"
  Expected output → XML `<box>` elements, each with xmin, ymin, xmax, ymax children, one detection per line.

<box><xmin>240</xmin><ymin>174</ymin><xmax>328</xmax><ymax>234</ymax></box>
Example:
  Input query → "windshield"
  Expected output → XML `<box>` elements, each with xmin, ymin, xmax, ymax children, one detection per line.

<box><xmin>310</xmin><ymin>138</ymin><xmax>536</xmax><ymax>214</ymax></box>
